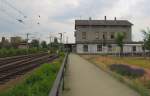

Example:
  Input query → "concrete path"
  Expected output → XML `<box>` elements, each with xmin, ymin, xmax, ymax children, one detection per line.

<box><xmin>63</xmin><ymin>54</ymin><xmax>140</xmax><ymax>96</ymax></box>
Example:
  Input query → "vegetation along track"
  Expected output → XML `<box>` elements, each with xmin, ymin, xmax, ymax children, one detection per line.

<box><xmin>0</xmin><ymin>52</ymin><xmax>58</xmax><ymax>84</ymax></box>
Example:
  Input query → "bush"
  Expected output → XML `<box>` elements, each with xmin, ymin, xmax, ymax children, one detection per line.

<box><xmin>109</xmin><ymin>64</ymin><xmax>145</xmax><ymax>78</ymax></box>
<box><xmin>146</xmin><ymin>80</ymin><xmax>150</xmax><ymax>89</ymax></box>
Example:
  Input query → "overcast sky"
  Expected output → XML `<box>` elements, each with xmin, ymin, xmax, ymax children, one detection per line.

<box><xmin>0</xmin><ymin>0</ymin><xmax>150</xmax><ymax>43</ymax></box>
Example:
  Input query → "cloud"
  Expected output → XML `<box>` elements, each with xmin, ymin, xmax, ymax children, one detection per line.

<box><xmin>0</xmin><ymin>0</ymin><xmax>150</xmax><ymax>43</ymax></box>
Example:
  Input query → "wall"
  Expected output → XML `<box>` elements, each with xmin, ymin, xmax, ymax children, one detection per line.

<box><xmin>75</xmin><ymin>25</ymin><xmax>132</xmax><ymax>43</ymax></box>
<box><xmin>76</xmin><ymin>44</ymin><xmax>144</xmax><ymax>54</ymax></box>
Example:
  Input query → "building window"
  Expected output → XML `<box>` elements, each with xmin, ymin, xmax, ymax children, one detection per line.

<box><xmin>97</xmin><ymin>45</ymin><xmax>102</xmax><ymax>52</ymax></box>
<box><xmin>95</xmin><ymin>32</ymin><xmax>99</xmax><ymax>40</ymax></box>
<box><xmin>82</xmin><ymin>32</ymin><xmax>86</xmax><ymax>39</ymax></box>
<box><xmin>108</xmin><ymin>45</ymin><xmax>112</xmax><ymax>51</ymax></box>
<box><xmin>103</xmin><ymin>34</ymin><xmax>105</xmax><ymax>39</ymax></box>
<box><xmin>142</xmin><ymin>46</ymin><xmax>145</xmax><ymax>51</ymax></box>
<box><xmin>83</xmin><ymin>45</ymin><xmax>88</xmax><ymax>52</ymax></box>
<box><xmin>132</xmin><ymin>46</ymin><xmax>136</xmax><ymax>52</ymax></box>
<box><xmin>102</xmin><ymin>32</ymin><xmax>107</xmax><ymax>40</ymax></box>
<box><xmin>110</xmin><ymin>34</ymin><xmax>114</xmax><ymax>39</ymax></box>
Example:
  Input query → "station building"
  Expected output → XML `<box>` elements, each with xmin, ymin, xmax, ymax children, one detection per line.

<box><xmin>75</xmin><ymin>17</ymin><xmax>144</xmax><ymax>54</ymax></box>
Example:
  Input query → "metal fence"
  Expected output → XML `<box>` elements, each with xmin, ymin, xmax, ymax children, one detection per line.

<box><xmin>49</xmin><ymin>53</ymin><xmax>68</xmax><ymax>96</ymax></box>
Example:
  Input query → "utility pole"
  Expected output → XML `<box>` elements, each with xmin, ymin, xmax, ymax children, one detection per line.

<box><xmin>26</xmin><ymin>33</ymin><xmax>31</xmax><ymax>54</ymax></box>
<box><xmin>49</xmin><ymin>34</ymin><xmax>52</xmax><ymax>50</ymax></box>
<box><xmin>59</xmin><ymin>33</ymin><xmax>63</xmax><ymax>51</ymax></box>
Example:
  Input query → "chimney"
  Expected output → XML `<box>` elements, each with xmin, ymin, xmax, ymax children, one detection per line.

<box><xmin>114</xmin><ymin>17</ymin><xmax>117</xmax><ymax>21</ymax></box>
<box><xmin>104</xmin><ymin>16</ymin><xmax>107</xmax><ymax>21</ymax></box>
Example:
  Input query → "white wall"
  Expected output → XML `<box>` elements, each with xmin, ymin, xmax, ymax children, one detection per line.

<box><xmin>76</xmin><ymin>44</ymin><xmax>83</xmax><ymax>53</ymax></box>
<box><xmin>76</xmin><ymin>44</ymin><xmax>144</xmax><ymax>54</ymax></box>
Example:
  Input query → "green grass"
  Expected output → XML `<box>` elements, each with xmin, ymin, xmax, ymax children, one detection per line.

<box><xmin>0</xmin><ymin>57</ymin><xmax>63</xmax><ymax>96</ymax></box>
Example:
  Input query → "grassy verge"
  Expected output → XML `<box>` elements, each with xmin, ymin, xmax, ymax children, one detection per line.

<box><xmin>81</xmin><ymin>55</ymin><xmax>150</xmax><ymax>96</ymax></box>
<box><xmin>0</xmin><ymin>55</ymin><xmax>64</xmax><ymax>96</ymax></box>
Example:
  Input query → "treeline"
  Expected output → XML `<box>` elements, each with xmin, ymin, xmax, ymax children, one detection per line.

<box><xmin>0</xmin><ymin>36</ymin><xmax>64</xmax><ymax>58</ymax></box>
<box><xmin>0</xmin><ymin>39</ymin><xmax>49</xmax><ymax>49</ymax></box>
<box><xmin>0</xmin><ymin>48</ymin><xmax>47</xmax><ymax>58</ymax></box>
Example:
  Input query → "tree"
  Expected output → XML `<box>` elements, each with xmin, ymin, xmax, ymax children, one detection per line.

<box><xmin>48</xmin><ymin>37</ymin><xmax>60</xmax><ymax>53</ymax></box>
<box><xmin>31</xmin><ymin>39</ymin><xmax>40</xmax><ymax>48</ymax></box>
<box><xmin>2</xmin><ymin>39</ymin><xmax>11</xmax><ymax>49</ymax></box>
<box><xmin>41</xmin><ymin>41</ymin><xmax>47</xmax><ymax>48</ymax></box>
<box><xmin>115</xmin><ymin>32</ymin><xmax>125</xmax><ymax>56</ymax></box>
<box><xmin>142</xmin><ymin>28</ymin><xmax>150</xmax><ymax>54</ymax></box>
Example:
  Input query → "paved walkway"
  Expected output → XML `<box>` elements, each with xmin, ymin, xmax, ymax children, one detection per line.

<box><xmin>63</xmin><ymin>54</ymin><xmax>140</xmax><ymax>96</ymax></box>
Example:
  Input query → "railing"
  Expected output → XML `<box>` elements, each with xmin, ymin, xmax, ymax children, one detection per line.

<box><xmin>49</xmin><ymin>53</ymin><xmax>68</xmax><ymax>96</ymax></box>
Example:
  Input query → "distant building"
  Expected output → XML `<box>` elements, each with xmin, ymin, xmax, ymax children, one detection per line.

<box><xmin>75</xmin><ymin>16</ymin><xmax>144</xmax><ymax>54</ymax></box>
<box><xmin>18</xmin><ymin>42</ymin><xmax>29</xmax><ymax>49</ymax></box>
<box><xmin>1</xmin><ymin>37</ymin><xmax>6</xmax><ymax>43</ymax></box>
<box><xmin>1</xmin><ymin>37</ymin><xmax>10</xmax><ymax>48</ymax></box>
<box><xmin>10</xmin><ymin>36</ymin><xmax>22</xmax><ymax>44</ymax></box>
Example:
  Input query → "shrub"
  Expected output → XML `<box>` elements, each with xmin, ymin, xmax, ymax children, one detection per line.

<box><xmin>59</xmin><ymin>52</ymin><xmax>65</xmax><ymax>57</ymax></box>
<box><xmin>109</xmin><ymin>64</ymin><xmax>145</xmax><ymax>78</ymax></box>
<box><xmin>146</xmin><ymin>80</ymin><xmax>150</xmax><ymax>89</ymax></box>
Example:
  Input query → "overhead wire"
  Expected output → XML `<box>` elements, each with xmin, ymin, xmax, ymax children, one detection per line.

<box><xmin>1</xmin><ymin>0</ymin><xmax>27</xmax><ymax>18</ymax></box>
<box><xmin>0</xmin><ymin>9</ymin><xmax>25</xmax><ymax>24</ymax></box>
<box><xmin>0</xmin><ymin>2</ymin><xmax>25</xmax><ymax>24</ymax></box>
<box><xmin>0</xmin><ymin>0</ymin><xmax>44</xmax><ymax>39</ymax></box>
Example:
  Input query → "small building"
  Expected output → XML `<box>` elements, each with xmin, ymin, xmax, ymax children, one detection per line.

<box><xmin>18</xmin><ymin>43</ymin><xmax>29</xmax><ymax>49</ymax></box>
<box><xmin>10</xmin><ymin>36</ymin><xmax>22</xmax><ymax>44</ymax></box>
<box><xmin>75</xmin><ymin>17</ymin><xmax>144</xmax><ymax>54</ymax></box>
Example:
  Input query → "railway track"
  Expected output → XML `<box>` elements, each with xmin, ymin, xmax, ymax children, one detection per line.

<box><xmin>0</xmin><ymin>52</ymin><xmax>47</xmax><ymax>66</ymax></box>
<box><xmin>0</xmin><ymin>52</ymin><xmax>58</xmax><ymax>84</ymax></box>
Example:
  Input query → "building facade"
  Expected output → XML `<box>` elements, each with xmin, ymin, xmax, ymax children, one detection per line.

<box><xmin>10</xmin><ymin>36</ymin><xmax>22</xmax><ymax>44</ymax></box>
<box><xmin>75</xmin><ymin>17</ymin><xmax>144</xmax><ymax>54</ymax></box>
